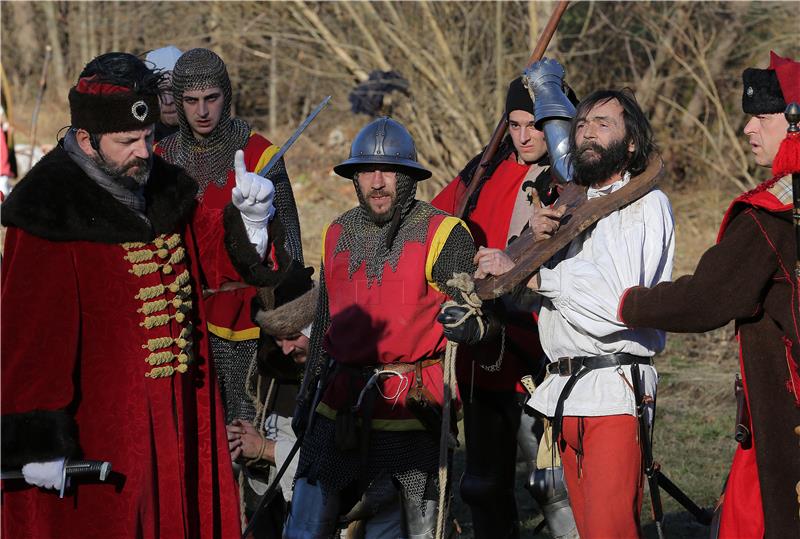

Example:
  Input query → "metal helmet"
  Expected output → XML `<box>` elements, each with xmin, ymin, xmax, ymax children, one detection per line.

<box><xmin>334</xmin><ymin>116</ymin><xmax>431</xmax><ymax>181</ymax></box>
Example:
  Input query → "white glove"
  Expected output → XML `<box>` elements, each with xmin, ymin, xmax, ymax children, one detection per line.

<box><xmin>22</xmin><ymin>458</ymin><xmax>65</xmax><ymax>490</ymax></box>
<box><xmin>232</xmin><ymin>150</ymin><xmax>276</xmax><ymax>229</ymax></box>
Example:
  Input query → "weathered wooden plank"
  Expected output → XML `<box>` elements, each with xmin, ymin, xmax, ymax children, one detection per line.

<box><xmin>475</xmin><ymin>154</ymin><xmax>665</xmax><ymax>299</ymax></box>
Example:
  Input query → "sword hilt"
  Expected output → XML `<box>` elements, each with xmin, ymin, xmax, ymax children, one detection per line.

<box><xmin>1</xmin><ymin>460</ymin><xmax>112</xmax><ymax>483</ymax></box>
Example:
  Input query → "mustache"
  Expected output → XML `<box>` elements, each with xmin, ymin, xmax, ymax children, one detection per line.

<box><xmin>576</xmin><ymin>141</ymin><xmax>605</xmax><ymax>156</ymax></box>
<box><xmin>124</xmin><ymin>157</ymin><xmax>150</xmax><ymax>171</ymax></box>
<box><xmin>369</xmin><ymin>189</ymin><xmax>393</xmax><ymax>198</ymax></box>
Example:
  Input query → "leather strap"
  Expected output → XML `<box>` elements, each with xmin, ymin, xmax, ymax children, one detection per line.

<box><xmin>547</xmin><ymin>353</ymin><xmax>653</xmax><ymax>376</ymax></box>
<box><xmin>337</xmin><ymin>357</ymin><xmax>442</xmax><ymax>376</ymax></box>
<box><xmin>550</xmin><ymin>353</ymin><xmax>651</xmax><ymax>447</ymax></box>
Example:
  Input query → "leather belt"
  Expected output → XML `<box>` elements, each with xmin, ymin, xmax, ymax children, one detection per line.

<box><xmin>338</xmin><ymin>357</ymin><xmax>442</xmax><ymax>376</ymax></box>
<box><xmin>550</xmin><ymin>353</ymin><xmax>652</xmax><ymax>447</ymax></box>
<box><xmin>547</xmin><ymin>353</ymin><xmax>653</xmax><ymax>376</ymax></box>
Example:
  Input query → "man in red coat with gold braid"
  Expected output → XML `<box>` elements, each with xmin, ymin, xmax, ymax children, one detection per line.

<box><xmin>0</xmin><ymin>52</ymin><xmax>278</xmax><ymax>538</ymax></box>
<box><xmin>619</xmin><ymin>51</ymin><xmax>800</xmax><ymax>538</ymax></box>
<box><xmin>284</xmin><ymin>117</ymin><xmax>500</xmax><ymax>537</ymax></box>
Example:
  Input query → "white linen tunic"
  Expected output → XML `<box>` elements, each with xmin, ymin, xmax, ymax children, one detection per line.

<box><xmin>528</xmin><ymin>174</ymin><xmax>675</xmax><ymax>418</ymax></box>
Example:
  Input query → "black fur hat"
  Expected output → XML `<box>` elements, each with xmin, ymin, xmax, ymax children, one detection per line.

<box><xmin>742</xmin><ymin>67</ymin><xmax>785</xmax><ymax>115</ymax></box>
<box><xmin>69</xmin><ymin>52</ymin><xmax>161</xmax><ymax>133</ymax></box>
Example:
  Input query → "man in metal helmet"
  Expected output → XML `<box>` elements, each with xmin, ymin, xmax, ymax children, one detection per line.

<box><xmin>284</xmin><ymin>117</ymin><xmax>499</xmax><ymax>537</ymax></box>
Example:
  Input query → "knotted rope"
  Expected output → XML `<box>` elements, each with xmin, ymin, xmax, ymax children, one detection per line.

<box><xmin>435</xmin><ymin>272</ymin><xmax>483</xmax><ymax>539</ymax></box>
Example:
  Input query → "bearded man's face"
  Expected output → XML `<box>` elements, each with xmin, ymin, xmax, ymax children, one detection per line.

<box><xmin>93</xmin><ymin>127</ymin><xmax>155</xmax><ymax>186</ymax></box>
<box><xmin>571</xmin><ymin>98</ymin><xmax>634</xmax><ymax>188</ymax></box>
<box><xmin>355</xmin><ymin>167</ymin><xmax>399</xmax><ymax>224</ymax></box>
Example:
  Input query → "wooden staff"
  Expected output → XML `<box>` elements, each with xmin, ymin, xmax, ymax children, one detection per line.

<box><xmin>28</xmin><ymin>45</ymin><xmax>52</xmax><ymax>166</ymax></box>
<box><xmin>453</xmin><ymin>0</ymin><xmax>570</xmax><ymax>219</ymax></box>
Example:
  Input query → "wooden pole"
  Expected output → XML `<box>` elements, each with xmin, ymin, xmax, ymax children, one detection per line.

<box><xmin>28</xmin><ymin>45</ymin><xmax>52</xmax><ymax>168</ymax></box>
<box><xmin>454</xmin><ymin>0</ymin><xmax>570</xmax><ymax>219</ymax></box>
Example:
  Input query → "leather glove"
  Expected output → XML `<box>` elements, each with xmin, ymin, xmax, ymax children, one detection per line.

<box><xmin>22</xmin><ymin>458</ymin><xmax>65</xmax><ymax>490</ymax></box>
<box><xmin>437</xmin><ymin>305</ymin><xmax>499</xmax><ymax>345</ymax></box>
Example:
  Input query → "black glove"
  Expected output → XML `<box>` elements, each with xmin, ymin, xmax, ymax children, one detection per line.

<box><xmin>437</xmin><ymin>305</ymin><xmax>500</xmax><ymax>345</ymax></box>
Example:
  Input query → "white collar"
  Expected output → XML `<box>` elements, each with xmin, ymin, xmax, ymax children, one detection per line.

<box><xmin>586</xmin><ymin>171</ymin><xmax>631</xmax><ymax>199</ymax></box>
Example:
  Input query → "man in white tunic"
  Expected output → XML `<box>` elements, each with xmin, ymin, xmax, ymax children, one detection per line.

<box><xmin>475</xmin><ymin>88</ymin><xmax>674</xmax><ymax>538</ymax></box>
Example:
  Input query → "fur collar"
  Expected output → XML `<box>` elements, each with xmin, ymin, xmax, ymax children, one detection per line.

<box><xmin>2</xmin><ymin>143</ymin><xmax>198</xmax><ymax>243</ymax></box>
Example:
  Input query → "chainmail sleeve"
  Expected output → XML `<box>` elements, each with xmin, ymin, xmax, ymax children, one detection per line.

<box><xmin>305</xmin><ymin>263</ymin><xmax>330</xmax><ymax>380</ymax></box>
<box><xmin>266</xmin><ymin>156</ymin><xmax>304</xmax><ymax>264</ymax></box>
<box><xmin>292</xmin><ymin>263</ymin><xmax>330</xmax><ymax>435</ymax></box>
<box><xmin>430</xmin><ymin>223</ymin><xmax>478</xmax><ymax>300</ymax></box>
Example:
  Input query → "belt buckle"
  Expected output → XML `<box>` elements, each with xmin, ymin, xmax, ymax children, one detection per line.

<box><xmin>557</xmin><ymin>357</ymin><xmax>572</xmax><ymax>376</ymax></box>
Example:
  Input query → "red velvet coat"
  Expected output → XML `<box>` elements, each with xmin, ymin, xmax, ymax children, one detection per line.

<box><xmin>620</xmin><ymin>177</ymin><xmax>799</xmax><ymax>538</ymax></box>
<box><xmin>0</xmin><ymin>146</ymin><xmax>249</xmax><ymax>538</ymax></box>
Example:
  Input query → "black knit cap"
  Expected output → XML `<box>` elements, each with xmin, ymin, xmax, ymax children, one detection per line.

<box><xmin>504</xmin><ymin>76</ymin><xmax>580</xmax><ymax>118</ymax></box>
<box><xmin>69</xmin><ymin>52</ymin><xmax>161</xmax><ymax>133</ymax></box>
<box><xmin>742</xmin><ymin>67</ymin><xmax>785</xmax><ymax>115</ymax></box>
<box><xmin>505</xmin><ymin>76</ymin><xmax>534</xmax><ymax>116</ymax></box>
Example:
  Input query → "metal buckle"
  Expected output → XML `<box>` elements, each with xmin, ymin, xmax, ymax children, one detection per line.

<box><xmin>557</xmin><ymin>357</ymin><xmax>572</xmax><ymax>376</ymax></box>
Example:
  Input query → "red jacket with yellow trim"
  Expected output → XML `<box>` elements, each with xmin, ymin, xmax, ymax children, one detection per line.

<box><xmin>158</xmin><ymin>132</ymin><xmax>280</xmax><ymax>341</ymax></box>
<box><xmin>318</xmin><ymin>209</ymin><xmax>467</xmax><ymax>428</ymax></box>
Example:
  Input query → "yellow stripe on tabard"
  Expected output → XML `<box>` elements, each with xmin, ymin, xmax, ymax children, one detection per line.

<box><xmin>252</xmin><ymin>137</ymin><xmax>281</xmax><ymax>174</ymax></box>
<box><xmin>424</xmin><ymin>216</ymin><xmax>473</xmax><ymax>293</ymax></box>
<box><xmin>320</xmin><ymin>222</ymin><xmax>331</xmax><ymax>262</ymax></box>
<box><xmin>206</xmin><ymin>322</ymin><xmax>261</xmax><ymax>341</ymax></box>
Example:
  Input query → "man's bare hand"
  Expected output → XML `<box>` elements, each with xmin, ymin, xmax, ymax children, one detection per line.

<box><xmin>474</xmin><ymin>247</ymin><xmax>515</xmax><ymax>279</ymax></box>
<box><xmin>226</xmin><ymin>419</ymin><xmax>275</xmax><ymax>463</ymax></box>
<box><xmin>530</xmin><ymin>205</ymin><xmax>566</xmax><ymax>242</ymax></box>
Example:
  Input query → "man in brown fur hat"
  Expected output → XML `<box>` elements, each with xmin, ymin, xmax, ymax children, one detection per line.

<box><xmin>227</xmin><ymin>267</ymin><xmax>316</xmax><ymax>537</ymax></box>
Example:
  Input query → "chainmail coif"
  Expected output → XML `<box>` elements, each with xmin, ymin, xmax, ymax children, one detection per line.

<box><xmin>333</xmin><ymin>171</ymin><xmax>426</xmax><ymax>286</ymax></box>
<box><xmin>160</xmin><ymin>48</ymin><xmax>250</xmax><ymax>197</ymax></box>
<box><xmin>159</xmin><ymin>48</ymin><xmax>304</xmax><ymax>262</ymax></box>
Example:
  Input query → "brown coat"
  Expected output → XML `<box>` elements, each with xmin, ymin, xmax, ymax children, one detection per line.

<box><xmin>620</xmin><ymin>198</ymin><xmax>799</xmax><ymax>538</ymax></box>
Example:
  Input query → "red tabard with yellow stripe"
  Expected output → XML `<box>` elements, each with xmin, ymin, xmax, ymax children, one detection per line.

<box><xmin>318</xmin><ymin>212</ymin><xmax>466</xmax><ymax>429</ymax></box>
<box><xmin>190</xmin><ymin>132</ymin><xmax>280</xmax><ymax>342</ymax></box>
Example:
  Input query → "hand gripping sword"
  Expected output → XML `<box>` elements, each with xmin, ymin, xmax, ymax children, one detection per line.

<box><xmin>256</xmin><ymin>95</ymin><xmax>332</xmax><ymax>178</ymax></box>
<box><xmin>1</xmin><ymin>459</ymin><xmax>113</xmax><ymax>498</ymax></box>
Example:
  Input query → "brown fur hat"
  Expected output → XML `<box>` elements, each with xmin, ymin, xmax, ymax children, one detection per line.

<box><xmin>254</xmin><ymin>285</ymin><xmax>318</xmax><ymax>337</ymax></box>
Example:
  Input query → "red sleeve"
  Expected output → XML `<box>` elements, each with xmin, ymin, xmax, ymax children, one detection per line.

<box><xmin>1</xmin><ymin>228</ymin><xmax>80</xmax><ymax>413</ymax></box>
<box><xmin>430</xmin><ymin>176</ymin><xmax>464</xmax><ymax>215</ymax></box>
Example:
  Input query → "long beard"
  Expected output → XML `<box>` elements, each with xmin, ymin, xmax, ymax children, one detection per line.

<box><xmin>94</xmin><ymin>154</ymin><xmax>152</xmax><ymax>188</ymax></box>
<box><xmin>571</xmin><ymin>138</ymin><xmax>630</xmax><ymax>187</ymax></box>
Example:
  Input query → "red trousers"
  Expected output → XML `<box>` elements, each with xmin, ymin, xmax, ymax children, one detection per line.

<box><xmin>560</xmin><ymin>415</ymin><xmax>643</xmax><ymax>539</ymax></box>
